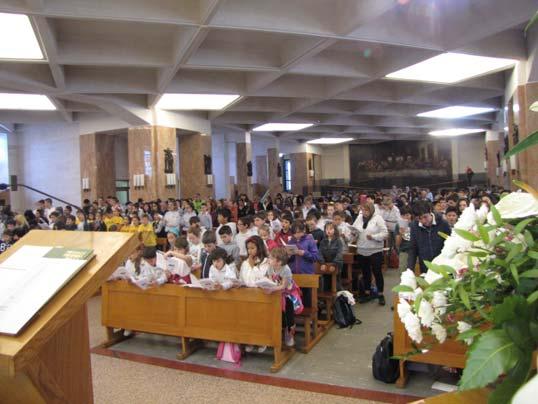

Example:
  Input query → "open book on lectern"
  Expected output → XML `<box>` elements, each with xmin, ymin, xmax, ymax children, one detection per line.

<box><xmin>0</xmin><ymin>245</ymin><xmax>94</xmax><ymax>335</ymax></box>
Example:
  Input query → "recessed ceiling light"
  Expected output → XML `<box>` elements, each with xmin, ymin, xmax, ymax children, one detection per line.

<box><xmin>429</xmin><ymin>128</ymin><xmax>484</xmax><ymax>137</ymax></box>
<box><xmin>252</xmin><ymin>123</ymin><xmax>313</xmax><ymax>132</ymax></box>
<box><xmin>156</xmin><ymin>94</ymin><xmax>240</xmax><ymax>110</ymax></box>
<box><xmin>0</xmin><ymin>13</ymin><xmax>43</xmax><ymax>60</ymax></box>
<box><xmin>418</xmin><ymin>106</ymin><xmax>495</xmax><ymax>119</ymax></box>
<box><xmin>306</xmin><ymin>138</ymin><xmax>354</xmax><ymax>144</ymax></box>
<box><xmin>0</xmin><ymin>93</ymin><xmax>56</xmax><ymax>110</ymax></box>
<box><xmin>386</xmin><ymin>53</ymin><xmax>516</xmax><ymax>84</ymax></box>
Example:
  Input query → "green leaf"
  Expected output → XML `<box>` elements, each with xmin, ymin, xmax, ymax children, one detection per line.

<box><xmin>454</xmin><ymin>228</ymin><xmax>480</xmax><ymax>242</ymax></box>
<box><xmin>459</xmin><ymin>329</ymin><xmax>520</xmax><ymax>390</ymax></box>
<box><xmin>524</xmin><ymin>230</ymin><xmax>534</xmax><ymax>248</ymax></box>
<box><xmin>459</xmin><ymin>285</ymin><xmax>471</xmax><ymax>310</ymax></box>
<box><xmin>491</xmin><ymin>295</ymin><xmax>528</xmax><ymax>327</ymax></box>
<box><xmin>520</xmin><ymin>269</ymin><xmax>538</xmax><ymax>278</ymax></box>
<box><xmin>510</xmin><ymin>264</ymin><xmax>520</xmax><ymax>285</ymax></box>
<box><xmin>527</xmin><ymin>290</ymin><xmax>538</xmax><ymax>304</ymax></box>
<box><xmin>506</xmin><ymin>243</ymin><xmax>523</xmax><ymax>263</ymax></box>
<box><xmin>529</xmin><ymin>250</ymin><xmax>538</xmax><ymax>259</ymax></box>
<box><xmin>504</xmin><ymin>130</ymin><xmax>538</xmax><ymax>159</ymax></box>
<box><xmin>415</xmin><ymin>276</ymin><xmax>429</xmax><ymax>288</ymax></box>
<box><xmin>488</xmin><ymin>353</ymin><xmax>533</xmax><ymax>404</ymax></box>
<box><xmin>392</xmin><ymin>285</ymin><xmax>414</xmax><ymax>293</ymax></box>
<box><xmin>478</xmin><ymin>224</ymin><xmax>490</xmax><ymax>244</ymax></box>
<box><xmin>514</xmin><ymin>218</ymin><xmax>535</xmax><ymax>235</ymax></box>
<box><xmin>456</xmin><ymin>328</ymin><xmax>481</xmax><ymax>342</ymax></box>
<box><xmin>490</xmin><ymin>205</ymin><xmax>502</xmax><ymax>226</ymax></box>
<box><xmin>438</xmin><ymin>231</ymin><xmax>449</xmax><ymax>240</ymax></box>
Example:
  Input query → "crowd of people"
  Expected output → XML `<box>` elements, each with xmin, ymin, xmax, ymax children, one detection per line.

<box><xmin>0</xmin><ymin>185</ymin><xmax>506</xmax><ymax>347</ymax></box>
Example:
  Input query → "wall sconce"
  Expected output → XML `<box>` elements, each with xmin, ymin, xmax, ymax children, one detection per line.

<box><xmin>309</xmin><ymin>169</ymin><xmax>315</xmax><ymax>178</ymax></box>
<box><xmin>165</xmin><ymin>173</ymin><xmax>176</xmax><ymax>188</ymax></box>
<box><xmin>206</xmin><ymin>174</ymin><xmax>213</xmax><ymax>186</ymax></box>
<box><xmin>133</xmin><ymin>174</ymin><xmax>145</xmax><ymax>188</ymax></box>
<box><xmin>81</xmin><ymin>177</ymin><xmax>90</xmax><ymax>191</ymax></box>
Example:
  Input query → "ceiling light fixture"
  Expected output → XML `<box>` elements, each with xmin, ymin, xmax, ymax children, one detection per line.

<box><xmin>252</xmin><ymin>123</ymin><xmax>313</xmax><ymax>132</ymax></box>
<box><xmin>0</xmin><ymin>93</ymin><xmax>56</xmax><ymax>110</ymax></box>
<box><xmin>306</xmin><ymin>138</ymin><xmax>354</xmax><ymax>144</ymax></box>
<box><xmin>156</xmin><ymin>94</ymin><xmax>240</xmax><ymax>110</ymax></box>
<box><xmin>0</xmin><ymin>13</ymin><xmax>43</xmax><ymax>59</ymax></box>
<box><xmin>418</xmin><ymin>106</ymin><xmax>495</xmax><ymax>119</ymax></box>
<box><xmin>386</xmin><ymin>53</ymin><xmax>516</xmax><ymax>84</ymax></box>
<box><xmin>429</xmin><ymin>128</ymin><xmax>484</xmax><ymax>137</ymax></box>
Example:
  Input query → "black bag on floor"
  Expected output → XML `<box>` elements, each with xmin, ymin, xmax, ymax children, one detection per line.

<box><xmin>372</xmin><ymin>332</ymin><xmax>399</xmax><ymax>383</ymax></box>
<box><xmin>333</xmin><ymin>295</ymin><xmax>361</xmax><ymax>328</ymax></box>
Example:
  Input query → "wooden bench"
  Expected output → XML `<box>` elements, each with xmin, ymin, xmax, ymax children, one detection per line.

<box><xmin>294</xmin><ymin>274</ymin><xmax>329</xmax><ymax>353</ymax></box>
<box><xmin>101</xmin><ymin>281</ymin><xmax>294</xmax><ymax>372</ymax></box>
<box><xmin>315</xmin><ymin>263</ymin><xmax>337</xmax><ymax>328</ymax></box>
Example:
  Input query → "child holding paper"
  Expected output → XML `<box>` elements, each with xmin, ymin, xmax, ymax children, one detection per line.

<box><xmin>208</xmin><ymin>248</ymin><xmax>238</xmax><ymax>290</ymax></box>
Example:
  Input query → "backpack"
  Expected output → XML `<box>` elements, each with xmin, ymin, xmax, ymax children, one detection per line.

<box><xmin>372</xmin><ymin>332</ymin><xmax>400</xmax><ymax>383</ymax></box>
<box><xmin>216</xmin><ymin>342</ymin><xmax>242</xmax><ymax>365</ymax></box>
<box><xmin>333</xmin><ymin>295</ymin><xmax>361</xmax><ymax>328</ymax></box>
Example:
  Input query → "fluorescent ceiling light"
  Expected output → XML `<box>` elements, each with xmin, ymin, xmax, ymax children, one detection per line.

<box><xmin>156</xmin><ymin>94</ymin><xmax>240</xmax><ymax>110</ymax></box>
<box><xmin>253</xmin><ymin>123</ymin><xmax>313</xmax><ymax>132</ymax></box>
<box><xmin>0</xmin><ymin>93</ymin><xmax>56</xmax><ymax>110</ymax></box>
<box><xmin>306</xmin><ymin>138</ymin><xmax>354</xmax><ymax>144</ymax></box>
<box><xmin>418</xmin><ymin>106</ymin><xmax>495</xmax><ymax>119</ymax></box>
<box><xmin>429</xmin><ymin>128</ymin><xmax>484</xmax><ymax>137</ymax></box>
<box><xmin>386</xmin><ymin>53</ymin><xmax>516</xmax><ymax>84</ymax></box>
<box><xmin>0</xmin><ymin>13</ymin><xmax>43</xmax><ymax>59</ymax></box>
<box><xmin>279</xmin><ymin>153</ymin><xmax>284</xmax><ymax>157</ymax></box>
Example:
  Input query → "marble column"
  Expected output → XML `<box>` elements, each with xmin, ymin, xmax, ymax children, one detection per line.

<box><xmin>127</xmin><ymin>126</ymin><xmax>178</xmax><ymax>201</ymax></box>
<box><xmin>80</xmin><ymin>133</ymin><xmax>116</xmax><ymax>201</ymax></box>
<box><xmin>267</xmin><ymin>147</ymin><xmax>282</xmax><ymax>196</ymax></box>
<box><xmin>485</xmin><ymin>131</ymin><xmax>501</xmax><ymax>187</ymax></box>
<box><xmin>178</xmin><ymin>133</ymin><xmax>213</xmax><ymax>199</ymax></box>
<box><xmin>236</xmin><ymin>132</ymin><xmax>253</xmax><ymax>198</ymax></box>
<box><xmin>290</xmin><ymin>152</ymin><xmax>309</xmax><ymax>195</ymax></box>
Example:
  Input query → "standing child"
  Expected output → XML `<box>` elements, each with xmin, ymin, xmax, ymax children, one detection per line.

<box><xmin>318</xmin><ymin>222</ymin><xmax>344</xmax><ymax>290</ymax></box>
<box><xmin>216</xmin><ymin>208</ymin><xmax>237</xmax><ymax>245</ymax></box>
<box><xmin>197</xmin><ymin>231</ymin><xmax>220</xmax><ymax>278</ymax></box>
<box><xmin>258</xmin><ymin>225</ymin><xmax>278</xmax><ymax>252</ymax></box>
<box><xmin>218</xmin><ymin>225</ymin><xmax>241</xmax><ymax>268</ymax></box>
<box><xmin>165</xmin><ymin>237</ymin><xmax>194</xmax><ymax>284</ymax></box>
<box><xmin>240</xmin><ymin>235</ymin><xmax>270</xmax><ymax>353</ymax></box>
<box><xmin>138</xmin><ymin>214</ymin><xmax>157</xmax><ymax>248</ymax></box>
<box><xmin>186</xmin><ymin>226</ymin><xmax>204</xmax><ymax>266</ymax></box>
<box><xmin>267</xmin><ymin>210</ymin><xmax>282</xmax><ymax>234</ymax></box>
<box><xmin>287</xmin><ymin>220</ymin><xmax>320</xmax><ymax>275</ymax></box>
<box><xmin>265</xmin><ymin>247</ymin><xmax>297</xmax><ymax>347</ymax></box>
<box><xmin>198</xmin><ymin>203</ymin><xmax>213</xmax><ymax>231</ymax></box>
<box><xmin>234</xmin><ymin>216</ymin><xmax>255</xmax><ymax>259</ymax></box>
<box><xmin>274</xmin><ymin>212</ymin><xmax>293</xmax><ymax>246</ymax></box>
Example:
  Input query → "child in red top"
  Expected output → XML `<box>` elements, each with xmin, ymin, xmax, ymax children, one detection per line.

<box><xmin>258</xmin><ymin>225</ymin><xmax>278</xmax><ymax>251</ymax></box>
<box><xmin>274</xmin><ymin>212</ymin><xmax>293</xmax><ymax>247</ymax></box>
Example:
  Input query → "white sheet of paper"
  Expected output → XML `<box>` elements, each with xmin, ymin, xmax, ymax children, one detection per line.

<box><xmin>0</xmin><ymin>245</ymin><xmax>92</xmax><ymax>335</ymax></box>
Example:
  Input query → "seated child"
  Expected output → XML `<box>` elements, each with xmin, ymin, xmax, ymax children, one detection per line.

<box><xmin>165</xmin><ymin>237</ymin><xmax>194</xmax><ymax>284</ymax></box>
<box><xmin>265</xmin><ymin>247</ymin><xmax>297</xmax><ymax>347</ymax></box>
<box><xmin>208</xmin><ymin>248</ymin><xmax>238</xmax><ymax>290</ymax></box>
<box><xmin>258</xmin><ymin>224</ymin><xmax>278</xmax><ymax>252</ymax></box>
<box><xmin>217</xmin><ymin>225</ymin><xmax>241</xmax><ymax>268</ymax></box>
<box><xmin>240</xmin><ymin>235</ymin><xmax>270</xmax><ymax>353</ymax></box>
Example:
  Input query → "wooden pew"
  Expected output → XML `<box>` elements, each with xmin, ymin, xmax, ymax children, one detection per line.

<box><xmin>315</xmin><ymin>262</ymin><xmax>337</xmax><ymax>328</ymax></box>
<box><xmin>294</xmin><ymin>274</ymin><xmax>328</xmax><ymax>353</ymax></box>
<box><xmin>101</xmin><ymin>281</ymin><xmax>294</xmax><ymax>372</ymax></box>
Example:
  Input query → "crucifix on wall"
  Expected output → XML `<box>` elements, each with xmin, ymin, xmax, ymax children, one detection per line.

<box><xmin>163</xmin><ymin>148</ymin><xmax>174</xmax><ymax>173</ymax></box>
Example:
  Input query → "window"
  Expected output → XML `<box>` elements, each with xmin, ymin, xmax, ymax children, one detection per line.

<box><xmin>115</xmin><ymin>180</ymin><xmax>129</xmax><ymax>205</ymax></box>
<box><xmin>283</xmin><ymin>159</ymin><xmax>291</xmax><ymax>192</ymax></box>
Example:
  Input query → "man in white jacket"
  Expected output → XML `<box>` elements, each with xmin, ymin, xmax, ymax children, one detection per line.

<box><xmin>352</xmin><ymin>202</ymin><xmax>388</xmax><ymax>305</ymax></box>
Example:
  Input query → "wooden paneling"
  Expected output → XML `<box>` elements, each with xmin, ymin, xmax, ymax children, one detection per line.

<box><xmin>267</xmin><ymin>148</ymin><xmax>282</xmax><ymax>196</ymax></box>
<box><xmin>80</xmin><ymin>133</ymin><xmax>116</xmax><ymax>202</ymax></box>
<box><xmin>236</xmin><ymin>142</ymin><xmax>253</xmax><ymax>198</ymax></box>
<box><xmin>256</xmin><ymin>155</ymin><xmax>268</xmax><ymax>186</ymax></box>
<box><xmin>178</xmin><ymin>133</ymin><xmax>213</xmax><ymax>199</ymax></box>
<box><xmin>517</xmin><ymin>83</ymin><xmax>538</xmax><ymax>190</ymax></box>
<box><xmin>290</xmin><ymin>152</ymin><xmax>308</xmax><ymax>195</ymax></box>
<box><xmin>128</xmin><ymin>126</ymin><xmax>155</xmax><ymax>201</ymax></box>
<box><xmin>154</xmin><ymin>126</ymin><xmax>178</xmax><ymax>200</ymax></box>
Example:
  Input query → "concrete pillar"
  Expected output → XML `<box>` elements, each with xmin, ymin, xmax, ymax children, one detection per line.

<box><xmin>178</xmin><ymin>133</ymin><xmax>213</xmax><ymax>199</ymax></box>
<box><xmin>236</xmin><ymin>131</ymin><xmax>253</xmax><ymax>198</ymax></box>
<box><xmin>254</xmin><ymin>155</ymin><xmax>268</xmax><ymax>197</ymax></box>
<box><xmin>485</xmin><ymin>131</ymin><xmax>501</xmax><ymax>187</ymax></box>
<box><xmin>80</xmin><ymin>133</ymin><xmax>116</xmax><ymax>201</ymax></box>
<box><xmin>451</xmin><ymin>138</ymin><xmax>459</xmax><ymax>182</ymax></box>
<box><xmin>290</xmin><ymin>152</ymin><xmax>309</xmax><ymax>195</ymax></box>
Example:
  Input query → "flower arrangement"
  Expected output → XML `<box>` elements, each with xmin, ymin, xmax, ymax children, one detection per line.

<box><xmin>393</xmin><ymin>182</ymin><xmax>538</xmax><ymax>403</ymax></box>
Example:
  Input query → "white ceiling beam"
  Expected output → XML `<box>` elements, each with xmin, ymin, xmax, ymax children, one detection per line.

<box><xmin>31</xmin><ymin>16</ymin><xmax>66</xmax><ymax>90</ymax></box>
<box><xmin>48</xmin><ymin>97</ymin><xmax>73</xmax><ymax>122</ymax></box>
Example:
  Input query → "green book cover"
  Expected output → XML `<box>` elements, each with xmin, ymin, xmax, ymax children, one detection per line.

<box><xmin>44</xmin><ymin>247</ymin><xmax>94</xmax><ymax>261</ymax></box>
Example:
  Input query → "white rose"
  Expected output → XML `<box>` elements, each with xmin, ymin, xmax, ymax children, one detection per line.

<box><xmin>457</xmin><ymin>321</ymin><xmax>474</xmax><ymax>345</ymax></box>
<box><xmin>454</xmin><ymin>205</ymin><xmax>477</xmax><ymax>231</ymax></box>
<box><xmin>432</xmin><ymin>291</ymin><xmax>448</xmax><ymax>315</ymax></box>
<box><xmin>489</xmin><ymin>192</ymin><xmax>538</xmax><ymax>221</ymax></box>
<box><xmin>413</xmin><ymin>287</ymin><xmax>423</xmax><ymax>300</ymax></box>
<box><xmin>397</xmin><ymin>299</ymin><xmax>411</xmax><ymax>322</ymax></box>
<box><xmin>440</xmin><ymin>234</ymin><xmax>473</xmax><ymax>258</ymax></box>
<box><xmin>433</xmin><ymin>254</ymin><xmax>467</xmax><ymax>271</ymax></box>
<box><xmin>418</xmin><ymin>299</ymin><xmax>435</xmax><ymax>327</ymax></box>
<box><xmin>402</xmin><ymin>312</ymin><xmax>423</xmax><ymax>344</ymax></box>
<box><xmin>431</xmin><ymin>322</ymin><xmax>447</xmax><ymax>344</ymax></box>
<box><xmin>423</xmin><ymin>269</ymin><xmax>443</xmax><ymax>284</ymax></box>
<box><xmin>399</xmin><ymin>269</ymin><xmax>417</xmax><ymax>300</ymax></box>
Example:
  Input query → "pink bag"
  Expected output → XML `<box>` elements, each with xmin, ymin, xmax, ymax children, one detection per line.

<box><xmin>216</xmin><ymin>342</ymin><xmax>242</xmax><ymax>364</ymax></box>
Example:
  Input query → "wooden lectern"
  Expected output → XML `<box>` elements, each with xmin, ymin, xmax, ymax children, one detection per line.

<box><xmin>0</xmin><ymin>230</ymin><xmax>138</xmax><ymax>404</ymax></box>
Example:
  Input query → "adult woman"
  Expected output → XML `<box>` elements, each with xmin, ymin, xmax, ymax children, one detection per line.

<box><xmin>352</xmin><ymin>202</ymin><xmax>388</xmax><ymax>305</ymax></box>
